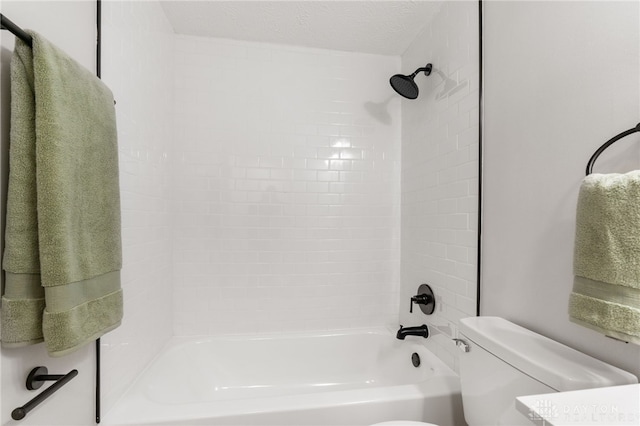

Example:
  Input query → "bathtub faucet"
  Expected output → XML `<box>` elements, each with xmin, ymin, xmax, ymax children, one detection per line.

<box><xmin>396</xmin><ymin>324</ymin><xmax>429</xmax><ymax>340</ymax></box>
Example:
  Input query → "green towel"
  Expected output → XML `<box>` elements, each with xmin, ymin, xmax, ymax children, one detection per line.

<box><xmin>1</xmin><ymin>32</ymin><xmax>123</xmax><ymax>356</ymax></box>
<box><xmin>569</xmin><ymin>171</ymin><xmax>640</xmax><ymax>344</ymax></box>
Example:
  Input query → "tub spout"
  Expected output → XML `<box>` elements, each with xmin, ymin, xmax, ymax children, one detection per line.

<box><xmin>396</xmin><ymin>325</ymin><xmax>429</xmax><ymax>340</ymax></box>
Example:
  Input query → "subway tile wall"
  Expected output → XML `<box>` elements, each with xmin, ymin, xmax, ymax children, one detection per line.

<box><xmin>101</xmin><ymin>0</ymin><xmax>174</xmax><ymax>412</ymax></box>
<box><xmin>96</xmin><ymin>3</ymin><xmax>477</xmax><ymax>410</ymax></box>
<box><xmin>173</xmin><ymin>36</ymin><xmax>402</xmax><ymax>335</ymax></box>
<box><xmin>399</xmin><ymin>1</ymin><xmax>480</xmax><ymax>372</ymax></box>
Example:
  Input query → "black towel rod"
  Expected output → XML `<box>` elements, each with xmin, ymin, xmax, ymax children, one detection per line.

<box><xmin>586</xmin><ymin>122</ymin><xmax>640</xmax><ymax>175</ymax></box>
<box><xmin>0</xmin><ymin>13</ymin><xmax>33</xmax><ymax>47</ymax></box>
<box><xmin>11</xmin><ymin>367</ymin><xmax>78</xmax><ymax>421</ymax></box>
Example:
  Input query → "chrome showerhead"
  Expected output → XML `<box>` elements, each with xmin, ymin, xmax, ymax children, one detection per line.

<box><xmin>389</xmin><ymin>63</ymin><xmax>433</xmax><ymax>99</ymax></box>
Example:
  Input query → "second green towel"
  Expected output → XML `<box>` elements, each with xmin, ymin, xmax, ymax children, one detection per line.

<box><xmin>569</xmin><ymin>171</ymin><xmax>640</xmax><ymax>344</ymax></box>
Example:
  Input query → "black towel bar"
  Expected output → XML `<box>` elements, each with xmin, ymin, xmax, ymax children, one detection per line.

<box><xmin>11</xmin><ymin>367</ymin><xmax>78</xmax><ymax>421</ymax></box>
<box><xmin>0</xmin><ymin>14</ymin><xmax>33</xmax><ymax>46</ymax></box>
<box><xmin>586</xmin><ymin>122</ymin><xmax>640</xmax><ymax>175</ymax></box>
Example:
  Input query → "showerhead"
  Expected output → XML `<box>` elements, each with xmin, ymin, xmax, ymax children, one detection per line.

<box><xmin>390</xmin><ymin>75</ymin><xmax>419</xmax><ymax>100</ymax></box>
<box><xmin>390</xmin><ymin>63</ymin><xmax>433</xmax><ymax>99</ymax></box>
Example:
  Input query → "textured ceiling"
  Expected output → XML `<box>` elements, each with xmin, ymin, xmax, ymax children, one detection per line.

<box><xmin>160</xmin><ymin>1</ymin><xmax>442</xmax><ymax>56</ymax></box>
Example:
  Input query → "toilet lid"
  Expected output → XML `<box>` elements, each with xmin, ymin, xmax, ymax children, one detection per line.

<box><xmin>370</xmin><ymin>422</ymin><xmax>438</xmax><ymax>426</ymax></box>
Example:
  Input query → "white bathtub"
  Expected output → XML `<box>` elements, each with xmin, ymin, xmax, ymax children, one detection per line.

<box><xmin>104</xmin><ymin>328</ymin><xmax>464</xmax><ymax>425</ymax></box>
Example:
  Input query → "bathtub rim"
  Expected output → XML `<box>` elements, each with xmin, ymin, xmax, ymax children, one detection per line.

<box><xmin>103</xmin><ymin>326</ymin><xmax>461</xmax><ymax>426</ymax></box>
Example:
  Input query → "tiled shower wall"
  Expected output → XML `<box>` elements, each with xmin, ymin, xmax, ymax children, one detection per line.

<box><xmin>399</xmin><ymin>1</ymin><xmax>479</xmax><ymax>372</ymax></box>
<box><xmin>172</xmin><ymin>36</ymin><xmax>402</xmax><ymax>335</ymax></box>
<box><xmin>100</xmin><ymin>0</ymin><xmax>174</xmax><ymax>412</ymax></box>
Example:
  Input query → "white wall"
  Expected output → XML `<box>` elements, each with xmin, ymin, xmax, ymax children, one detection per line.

<box><xmin>483</xmin><ymin>0</ymin><xmax>640</xmax><ymax>378</ymax></box>
<box><xmin>172</xmin><ymin>36</ymin><xmax>401</xmax><ymax>335</ymax></box>
<box><xmin>0</xmin><ymin>1</ymin><xmax>175</xmax><ymax>423</ymax></box>
<box><xmin>400</xmin><ymin>0</ymin><xmax>480</xmax><ymax>373</ymax></box>
<box><xmin>0</xmin><ymin>2</ymin><xmax>97</xmax><ymax>425</ymax></box>
<box><xmin>100</xmin><ymin>0</ymin><xmax>175</xmax><ymax>413</ymax></box>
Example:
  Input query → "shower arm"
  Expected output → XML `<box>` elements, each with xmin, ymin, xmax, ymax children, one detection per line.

<box><xmin>411</xmin><ymin>64</ymin><xmax>433</xmax><ymax>78</ymax></box>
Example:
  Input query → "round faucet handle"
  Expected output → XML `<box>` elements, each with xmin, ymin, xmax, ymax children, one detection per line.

<box><xmin>409</xmin><ymin>284</ymin><xmax>436</xmax><ymax>315</ymax></box>
<box><xmin>410</xmin><ymin>294</ymin><xmax>430</xmax><ymax>312</ymax></box>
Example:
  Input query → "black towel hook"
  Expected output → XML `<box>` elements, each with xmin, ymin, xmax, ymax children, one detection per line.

<box><xmin>586</xmin><ymin>123</ymin><xmax>640</xmax><ymax>176</ymax></box>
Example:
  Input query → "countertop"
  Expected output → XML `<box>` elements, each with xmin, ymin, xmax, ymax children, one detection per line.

<box><xmin>516</xmin><ymin>383</ymin><xmax>640</xmax><ymax>425</ymax></box>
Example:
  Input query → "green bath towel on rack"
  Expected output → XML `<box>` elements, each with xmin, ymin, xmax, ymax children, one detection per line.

<box><xmin>1</xmin><ymin>31</ymin><xmax>123</xmax><ymax>357</ymax></box>
<box><xmin>569</xmin><ymin>171</ymin><xmax>640</xmax><ymax>345</ymax></box>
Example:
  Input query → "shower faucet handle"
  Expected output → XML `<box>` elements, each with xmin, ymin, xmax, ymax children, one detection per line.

<box><xmin>409</xmin><ymin>284</ymin><xmax>436</xmax><ymax>315</ymax></box>
<box><xmin>410</xmin><ymin>294</ymin><xmax>432</xmax><ymax>313</ymax></box>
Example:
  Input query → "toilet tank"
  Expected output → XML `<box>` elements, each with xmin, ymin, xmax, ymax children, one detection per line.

<box><xmin>458</xmin><ymin>317</ymin><xmax>637</xmax><ymax>426</ymax></box>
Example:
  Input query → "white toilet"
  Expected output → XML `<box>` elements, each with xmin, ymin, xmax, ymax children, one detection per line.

<box><xmin>372</xmin><ymin>316</ymin><xmax>637</xmax><ymax>426</ymax></box>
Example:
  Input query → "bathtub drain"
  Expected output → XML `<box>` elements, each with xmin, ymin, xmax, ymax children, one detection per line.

<box><xmin>411</xmin><ymin>352</ymin><xmax>421</xmax><ymax>367</ymax></box>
